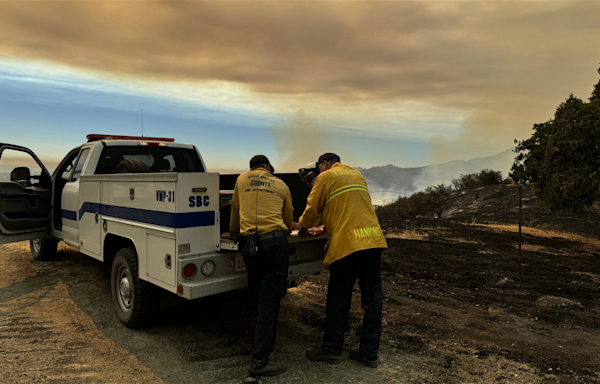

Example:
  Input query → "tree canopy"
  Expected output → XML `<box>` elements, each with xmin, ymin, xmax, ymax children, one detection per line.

<box><xmin>510</xmin><ymin>65</ymin><xmax>600</xmax><ymax>213</ymax></box>
<box><xmin>452</xmin><ymin>169</ymin><xmax>503</xmax><ymax>190</ymax></box>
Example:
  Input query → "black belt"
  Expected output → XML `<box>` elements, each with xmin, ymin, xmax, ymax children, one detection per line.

<box><xmin>258</xmin><ymin>230</ymin><xmax>286</xmax><ymax>241</ymax></box>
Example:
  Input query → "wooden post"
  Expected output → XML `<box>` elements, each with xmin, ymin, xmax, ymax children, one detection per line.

<box><xmin>519</xmin><ymin>184</ymin><xmax>522</xmax><ymax>262</ymax></box>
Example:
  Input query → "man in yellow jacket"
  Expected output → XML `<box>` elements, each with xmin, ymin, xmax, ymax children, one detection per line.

<box><xmin>230</xmin><ymin>155</ymin><xmax>293</xmax><ymax>377</ymax></box>
<box><xmin>299</xmin><ymin>153</ymin><xmax>387</xmax><ymax>368</ymax></box>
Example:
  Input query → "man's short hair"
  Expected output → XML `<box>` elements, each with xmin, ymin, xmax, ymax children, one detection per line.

<box><xmin>318</xmin><ymin>153</ymin><xmax>341</xmax><ymax>164</ymax></box>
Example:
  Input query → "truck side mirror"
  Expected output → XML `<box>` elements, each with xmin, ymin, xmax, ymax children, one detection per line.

<box><xmin>10</xmin><ymin>167</ymin><xmax>31</xmax><ymax>187</ymax></box>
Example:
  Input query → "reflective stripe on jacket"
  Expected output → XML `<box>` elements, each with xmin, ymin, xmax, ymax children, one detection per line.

<box><xmin>299</xmin><ymin>163</ymin><xmax>387</xmax><ymax>268</ymax></box>
<box><xmin>230</xmin><ymin>167</ymin><xmax>293</xmax><ymax>236</ymax></box>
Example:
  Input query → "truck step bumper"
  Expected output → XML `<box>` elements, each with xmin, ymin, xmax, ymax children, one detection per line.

<box><xmin>178</xmin><ymin>259</ymin><xmax>324</xmax><ymax>300</ymax></box>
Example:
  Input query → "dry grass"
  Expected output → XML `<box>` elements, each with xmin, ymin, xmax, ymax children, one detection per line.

<box><xmin>385</xmin><ymin>230</ymin><xmax>429</xmax><ymax>241</ymax></box>
<box><xmin>290</xmin><ymin>281</ymin><xmax>327</xmax><ymax>306</ymax></box>
<box><xmin>468</xmin><ymin>223</ymin><xmax>600</xmax><ymax>248</ymax></box>
<box><xmin>445</xmin><ymin>237</ymin><xmax>480</xmax><ymax>245</ymax></box>
<box><xmin>572</xmin><ymin>271</ymin><xmax>600</xmax><ymax>284</ymax></box>
<box><xmin>515</xmin><ymin>243</ymin><xmax>552</xmax><ymax>253</ymax></box>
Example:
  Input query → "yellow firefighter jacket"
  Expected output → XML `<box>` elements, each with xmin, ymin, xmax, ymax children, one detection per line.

<box><xmin>230</xmin><ymin>167</ymin><xmax>293</xmax><ymax>236</ymax></box>
<box><xmin>299</xmin><ymin>162</ymin><xmax>387</xmax><ymax>268</ymax></box>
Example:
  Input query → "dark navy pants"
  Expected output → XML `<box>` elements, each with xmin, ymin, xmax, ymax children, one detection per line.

<box><xmin>243</xmin><ymin>235</ymin><xmax>289</xmax><ymax>368</ymax></box>
<box><xmin>322</xmin><ymin>248</ymin><xmax>382</xmax><ymax>359</ymax></box>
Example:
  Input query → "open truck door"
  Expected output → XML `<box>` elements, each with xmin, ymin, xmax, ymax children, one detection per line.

<box><xmin>0</xmin><ymin>144</ymin><xmax>52</xmax><ymax>246</ymax></box>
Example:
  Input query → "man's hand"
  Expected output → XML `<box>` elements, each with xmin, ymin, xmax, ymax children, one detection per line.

<box><xmin>298</xmin><ymin>226</ymin><xmax>309</xmax><ymax>237</ymax></box>
<box><xmin>291</xmin><ymin>222</ymin><xmax>302</xmax><ymax>231</ymax></box>
<box><xmin>220</xmin><ymin>232</ymin><xmax>231</xmax><ymax>239</ymax></box>
<box><xmin>307</xmin><ymin>225</ymin><xmax>326</xmax><ymax>237</ymax></box>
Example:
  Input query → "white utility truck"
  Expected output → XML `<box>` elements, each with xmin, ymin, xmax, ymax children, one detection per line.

<box><xmin>0</xmin><ymin>135</ymin><xmax>326</xmax><ymax>327</ymax></box>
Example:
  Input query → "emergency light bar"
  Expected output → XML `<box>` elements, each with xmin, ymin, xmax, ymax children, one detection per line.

<box><xmin>86</xmin><ymin>134</ymin><xmax>175</xmax><ymax>143</ymax></box>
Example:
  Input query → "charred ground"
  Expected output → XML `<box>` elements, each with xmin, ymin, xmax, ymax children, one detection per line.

<box><xmin>1</xmin><ymin>183</ymin><xmax>599</xmax><ymax>383</ymax></box>
<box><xmin>371</xmin><ymin>183</ymin><xmax>600</xmax><ymax>383</ymax></box>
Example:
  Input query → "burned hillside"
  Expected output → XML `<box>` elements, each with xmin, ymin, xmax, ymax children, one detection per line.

<box><xmin>443</xmin><ymin>183</ymin><xmax>600</xmax><ymax>240</ymax></box>
<box><xmin>325</xmin><ymin>182</ymin><xmax>600</xmax><ymax>383</ymax></box>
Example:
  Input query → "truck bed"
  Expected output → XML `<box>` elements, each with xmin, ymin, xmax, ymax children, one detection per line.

<box><xmin>219</xmin><ymin>230</ymin><xmax>328</xmax><ymax>251</ymax></box>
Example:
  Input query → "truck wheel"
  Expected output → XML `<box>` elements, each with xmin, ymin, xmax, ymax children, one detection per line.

<box><xmin>111</xmin><ymin>247</ymin><xmax>160</xmax><ymax>328</ymax></box>
<box><xmin>116</xmin><ymin>158</ymin><xmax>149</xmax><ymax>173</ymax></box>
<box><xmin>30</xmin><ymin>238</ymin><xmax>58</xmax><ymax>261</ymax></box>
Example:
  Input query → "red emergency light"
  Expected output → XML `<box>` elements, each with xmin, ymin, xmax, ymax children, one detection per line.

<box><xmin>86</xmin><ymin>134</ymin><xmax>175</xmax><ymax>143</ymax></box>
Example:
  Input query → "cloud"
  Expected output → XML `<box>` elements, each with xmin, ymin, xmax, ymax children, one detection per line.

<box><xmin>1</xmin><ymin>1</ymin><xmax>599</xmax><ymax>160</ymax></box>
<box><xmin>2</xmin><ymin>2</ymin><xmax>597</xmax><ymax>101</ymax></box>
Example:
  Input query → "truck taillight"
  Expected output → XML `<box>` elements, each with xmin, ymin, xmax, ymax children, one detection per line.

<box><xmin>182</xmin><ymin>263</ymin><xmax>197</xmax><ymax>279</ymax></box>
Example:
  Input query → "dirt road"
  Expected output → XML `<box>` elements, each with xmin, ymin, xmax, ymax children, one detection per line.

<box><xmin>2</xmin><ymin>215</ymin><xmax>600</xmax><ymax>383</ymax></box>
<box><xmin>0</xmin><ymin>242</ymin><xmax>422</xmax><ymax>384</ymax></box>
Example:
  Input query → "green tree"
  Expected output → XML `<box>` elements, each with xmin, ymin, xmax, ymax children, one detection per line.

<box><xmin>392</xmin><ymin>184</ymin><xmax>452</xmax><ymax>218</ymax></box>
<box><xmin>424</xmin><ymin>184</ymin><xmax>453</xmax><ymax>218</ymax></box>
<box><xmin>477</xmin><ymin>169</ymin><xmax>503</xmax><ymax>185</ymax></box>
<box><xmin>452</xmin><ymin>169</ymin><xmax>503</xmax><ymax>190</ymax></box>
<box><xmin>510</xmin><ymin>65</ymin><xmax>600</xmax><ymax>213</ymax></box>
<box><xmin>397</xmin><ymin>191</ymin><xmax>429</xmax><ymax>217</ymax></box>
<box><xmin>452</xmin><ymin>173</ymin><xmax>480</xmax><ymax>190</ymax></box>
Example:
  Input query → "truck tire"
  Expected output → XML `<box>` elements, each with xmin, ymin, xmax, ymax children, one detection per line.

<box><xmin>111</xmin><ymin>247</ymin><xmax>160</xmax><ymax>328</ymax></box>
<box><xmin>116</xmin><ymin>158</ymin><xmax>149</xmax><ymax>173</ymax></box>
<box><xmin>30</xmin><ymin>238</ymin><xmax>58</xmax><ymax>261</ymax></box>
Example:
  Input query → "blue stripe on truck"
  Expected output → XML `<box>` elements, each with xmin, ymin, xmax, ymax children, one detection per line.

<box><xmin>61</xmin><ymin>203</ymin><xmax>215</xmax><ymax>228</ymax></box>
<box><xmin>61</xmin><ymin>209</ymin><xmax>77</xmax><ymax>221</ymax></box>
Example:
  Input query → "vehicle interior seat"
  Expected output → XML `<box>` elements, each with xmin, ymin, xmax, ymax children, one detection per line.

<box><xmin>151</xmin><ymin>158</ymin><xmax>172</xmax><ymax>172</ymax></box>
<box><xmin>99</xmin><ymin>156</ymin><xmax>125</xmax><ymax>174</ymax></box>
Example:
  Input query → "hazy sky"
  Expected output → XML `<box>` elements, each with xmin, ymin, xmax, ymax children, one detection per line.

<box><xmin>1</xmin><ymin>1</ymin><xmax>599</xmax><ymax>173</ymax></box>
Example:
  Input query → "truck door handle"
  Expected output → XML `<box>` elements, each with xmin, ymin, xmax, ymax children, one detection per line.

<box><xmin>95</xmin><ymin>213</ymin><xmax>99</xmax><ymax>223</ymax></box>
<box><xmin>164</xmin><ymin>254</ymin><xmax>172</xmax><ymax>269</ymax></box>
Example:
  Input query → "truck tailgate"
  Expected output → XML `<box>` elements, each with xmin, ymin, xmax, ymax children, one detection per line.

<box><xmin>219</xmin><ymin>231</ymin><xmax>328</xmax><ymax>251</ymax></box>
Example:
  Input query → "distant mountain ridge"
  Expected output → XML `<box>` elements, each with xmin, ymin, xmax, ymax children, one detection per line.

<box><xmin>356</xmin><ymin>148</ymin><xmax>515</xmax><ymax>204</ymax></box>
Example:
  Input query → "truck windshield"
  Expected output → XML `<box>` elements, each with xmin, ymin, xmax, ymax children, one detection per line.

<box><xmin>95</xmin><ymin>147</ymin><xmax>204</xmax><ymax>174</ymax></box>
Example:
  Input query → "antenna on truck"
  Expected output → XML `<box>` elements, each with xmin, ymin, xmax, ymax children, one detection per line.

<box><xmin>141</xmin><ymin>108</ymin><xmax>144</xmax><ymax>138</ymax></box>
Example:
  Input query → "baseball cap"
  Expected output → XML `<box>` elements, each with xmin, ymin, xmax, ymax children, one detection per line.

<box><xmin>317</xmin><ymin>153</ymin><xmax>340</xmax><ymax>167</ymax></box>
<box><xmin>250</xmin><ymin>155</ymin><xmax>275</xmax><ymax>173</ymax></box>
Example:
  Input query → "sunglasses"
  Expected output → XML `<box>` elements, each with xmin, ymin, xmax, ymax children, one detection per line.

<box><xmin>316</xmin><ymin>157</ymin><xmax>335</xmax><ymax>168</ymax></box>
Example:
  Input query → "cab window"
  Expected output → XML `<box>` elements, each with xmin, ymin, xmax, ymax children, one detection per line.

<box><xmin>70</xmin><ymin>149</ymin><xmax>90</xmax><ymax>182</ymax></box>
<box><xmin>59</xmin><ymin>152</ymin><xmax>79</xmax><ymax>182</ymax></box>
<box><xmin>0</xmin><ymin>148</ymin><xmax>45</xmax><ymax>186</ymax></box>
<box><xmin>95</xmin><ymin>147</ymin><xmax>203</xmax><ymax>174</ymax></box>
